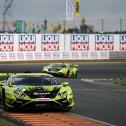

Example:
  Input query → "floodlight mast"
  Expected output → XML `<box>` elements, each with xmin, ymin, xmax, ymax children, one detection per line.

<box><xmin>2</xmin><ymin>0</ymin><xmax>13</xmax><ymax>33</ymax></box>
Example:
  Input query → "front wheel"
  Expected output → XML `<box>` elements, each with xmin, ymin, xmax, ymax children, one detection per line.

<box><xmin>2</xmin><ymin>91</ymin><xmax>9</xmax><ymax>111</ymax></box>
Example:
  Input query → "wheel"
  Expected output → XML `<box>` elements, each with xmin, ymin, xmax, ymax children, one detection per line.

<box><xmin>64</xmin><ymin>70</ymin><xmax>70</xmax><ymax>77</ymax></box>
<box><xmin>74</xmin><ymin>71</ymin><xmax>78</xmax><ymax>78</ymax></box>
<box><xmin>2</xmin><ymin>90</ymin><xmax>9</xmax><ymax>111</ymax></box>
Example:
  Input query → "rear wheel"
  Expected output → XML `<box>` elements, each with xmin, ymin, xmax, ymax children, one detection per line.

<box><xmin>65</xmin><ymin>70</ymin><xmax>70</xmax><ymax>77</ymax></box>
<box><xmin>74</xmin><ymin>71</ymin><xmax>78</xmax><ymax>78</ymax></box>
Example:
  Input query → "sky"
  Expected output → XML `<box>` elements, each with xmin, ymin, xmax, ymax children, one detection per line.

<box><xmin>0</xmin><ymin>0</ymin><xmax>126</xmax><ymax>31</ymax></box>
<box><xmin>0</xmin><ymin>0</ymin><xmax>126</xmax><ymax>20</ymax></box>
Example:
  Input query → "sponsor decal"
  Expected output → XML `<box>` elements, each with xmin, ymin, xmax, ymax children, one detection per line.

<box><xmin>95</xmin><ymin>35</ymin><xmax>114</xmax><ymax>51</ymax></box>
<box><xmin>90</xmin><ymin>52</ymin><xmax>98</xmax><ymax>59</ymax></box>
<box><xmin>62</xmin><ymin>52</ymin><xmax>70</xmax><ymax>59</ymax></box>
<box><xmin>120</xmin><ymin>35</ymin><xmax>126</xmax><ymax>51</ymax></box>
<box><xmin>41</xmin><ymin>35</ymin><xmax>59</xmax><ymax>51</ymax></box>
<box><xmin>0</xmin><ymin>35</ymin><xmax>14</xmax><ymax>52</ymax></box>
<box><xmin>37</xmin><ymin>98</ymin><xmax>50</xmax><ymax>101</ymax></box>
<box><xmin>52</xmin><ymin>52</ymin><xmax>60</xmax><ymax>59</ymax></box>
<box><xmin>100</xmin><ymin>51</ymin><xmax>109</xmax><ymax>59</ymax></box>
<box><xmin>34</xmin><ymin>52</ymin><xmax>42</xmax><ymax>60</ymax></box>
<box><xmin>26</xmin><ymin>52</ymin><xmax>33</xmax><ymax>60</ymax></box>
<box><xmin>43</xmin><ymin>52</ymin><xmax>52</xmax><ymax>59</ymax></box>
<box><xmin>81</xmin><ymin>52</ymin><xmax>89</xmax><ymax>59</ymax></box>
<box><xmin>8</xmin><ymin>52</ymin><xmax>16</xmax><ymax>60</ymax></box>
<box><xmin>0</xmin><ymin>52</ymin><xmax>7</xmax><ymax>60</ymax></box>
<box><xmin>71</xmin><ymin>52</ymin><xmax>79</xmax><ymax>59</ymax></box>
<box><xmin>19</xmin><ymin>35</ymin><xmax>36</xmax><ymax>51</ymax></box>
<box><xmin>70</xmin><ymin>35</ymin><xmax>89</xmax><ymax>51</ymax></box>
<box><xmin>17</xmin><ymin>53</ymin><xmax>25</xmax><ymax>60</ymax></box>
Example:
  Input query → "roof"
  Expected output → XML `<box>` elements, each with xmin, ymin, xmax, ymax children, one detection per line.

<box><xmin>11</xmin><ymin>73</ymin><xmax>54</xmax><ymax>77</ymax></box>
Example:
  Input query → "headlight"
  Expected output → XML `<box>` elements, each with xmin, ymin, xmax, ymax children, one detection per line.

<box><xmin>14</xmin><ymin>90</ymin><xmax>25</xmax><ymax>99</ymax></box>
<box><xmin>59</xmin><ymin>91</ymin><xmax>67</xmax><ymax>98</ymax></box>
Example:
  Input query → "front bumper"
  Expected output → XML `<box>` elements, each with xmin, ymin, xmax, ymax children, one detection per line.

<box><xmin>5</xmin><ymin>98</ymin><xmax>74</xmax><ymax>110</ymax></box>
<box><xmin>43</xmin><ymin>71</ymin><xmax>64</xmax><ymax>77</ymax></box>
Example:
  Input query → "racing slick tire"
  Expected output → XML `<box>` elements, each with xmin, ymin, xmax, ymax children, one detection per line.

<box><xmin>64</xmin><ymin>70</ymin><xmax>70</xmax><ymax>78</ymax></box>
<box><xmin>74</xmin><ymin>71</ymin><xmax>78</xmax><ymax>78</ymax></box>
<box><xmin>2</xmin><ymin>90</ymin><xmax>9</xmax><ymax>111</ymax></box>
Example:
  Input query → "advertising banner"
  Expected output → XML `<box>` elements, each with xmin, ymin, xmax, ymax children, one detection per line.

<box><xmin>120</xmin><ymin>35</ymin><xmax>126</xmax><ymax>51</ymax></box>
<box><xmin>0</xmin><ymin>52</ymin><xmax>8</xmax><ymax>60</ymax></box>
<box><xmin>34</xmin><ymin>52</ymin><xmax>43</xmax><ymax>60</ymax></box>
<box><xmin>66</xmin><ymin>0</ymin><xmax>74</xmax><ymax>21</ymax></box>
<box><xmin>8</xmin><ymin>52</ymin><xmax>16</xmax><ymax>60</ymax></box>
<box><xmin>19</xmin><ymin>35</ymin><xmax>36</xmax><ymax>51</ymax></box>
<box><xmin>17</xmin><ymin>53</ymin><xmax>25</xmax><ymax>60</ymax></box>
<box><xmin>100</xmin><ymin>51</ymin><xmax>110</xmax><ymax>59</ymax></box>
<box><xmin>0</xmin><ymin>35</ymin><xmax>14</xmax><ymax>52</ymax></box>
<box><xmin>62</xmin><ymin>52</ymin><xmax>71</xmax><ymax>59</ymax></box>
<box><xmin>0</xmin><ymin>33</ymin><xmax>124</xmax><ymax>61</ymax></box>
<box><xmin>52</xmin><ymin>52</ymin><xmax>61</xmax><ymax>60</ymax></box>
<box><xmin>81</xmin><ymin>52</ymin><xmax>89</xmax><ymax>59</ymax></box>
<box><xmin>90</xmin><ymin>52</ymin><xmax>99</xmax><ymax>59</ymax></box>
<box><xmin>41</xmin><ymin>35</ymin><xmax>59</xmax><ymax>51</ymax></box>
<box><xmin>43</xmin><ymin>52</ymin><xmax>52</xmax><ymax>59</ymax></box>
<box><xmin>70</xmin><ymin>35</ymin><xmax>89</xmax><ymax>51</ymax></box>
<box><xmin>74</xmin><ymin>0</ymin><xmax>80</xmax><ymax>16</ymax></box>
<box><xmin>71</xmin><ymin>52</ymin><xmax>80</xmax><ymax>59</ymax></box>
<box><xmin>95</xmin><ymin>35</ymin><xmax>114</xmax><ymax>51</ymax></box>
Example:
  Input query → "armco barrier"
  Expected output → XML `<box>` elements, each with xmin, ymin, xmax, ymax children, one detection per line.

<box><xmin>0</xmin><ymin>34</ymin><xmax>126</xmax><ymax>61</ymax></box>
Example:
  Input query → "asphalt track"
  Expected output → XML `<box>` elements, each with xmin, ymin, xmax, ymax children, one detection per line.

<box><xmin>0</xmin><ymin>62</ymin><xmax>126</xmax><ymax>126</ymax></box>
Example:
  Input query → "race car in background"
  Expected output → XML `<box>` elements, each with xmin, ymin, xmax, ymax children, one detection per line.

<box><xmin>43</xmin><ymin>63</ymin><xmax>78</xmax><ymax>78</ymax></box>
<box><xmin>0</xmin><ymin>73</ymin><xmax>74</xmax><ymax>111</ymax></box>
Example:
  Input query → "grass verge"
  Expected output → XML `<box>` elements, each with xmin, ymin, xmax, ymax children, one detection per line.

<box><xmin>114</xmin><ymin>79</ymin><xmax>126</xmax><ymax>86</ymax></box>
<box><xmin>0</xmin><ymin>118</ymin><xmax>17</xmax><ymax>126</ymax></box>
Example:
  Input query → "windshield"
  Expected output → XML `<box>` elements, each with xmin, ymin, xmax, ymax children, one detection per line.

<box><xmin>49</xmin><ymin>64</ymin><xmax>66</xmax><ymax>68</ymax></box>
<box><xmin>12</xmin><ymin>77</ymin><xmax>60</xmax><ymax>86</ymax></box>
<box><xmin>0</xmin><ymin>76</ymin><xmax>8</xmax><ymax>81</ymax></box>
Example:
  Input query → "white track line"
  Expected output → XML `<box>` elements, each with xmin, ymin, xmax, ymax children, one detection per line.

<box><xmin>73</xmin><ymin>88</ymin><xmax>126</xmax><ymax>92</ymax></box>
<box><xmin>81</xmin><ymin>79</ymin><xmax>95</xmax><ymax>82</ymax></box>
<box><xmin>69</xmin><ymin>112</ymin><xmax>115</xmax><ymax>126</ymax></box>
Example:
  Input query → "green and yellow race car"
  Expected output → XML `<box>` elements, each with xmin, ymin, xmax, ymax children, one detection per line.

<box><xmin>43</xmin><ymin>63</ymin><xmax>78</xmax><ymax>78</ymax></box>
<box><xmin>0</xmin><ymin>73</ymin><xmax>74</xmax><ymax>111</ymax></box>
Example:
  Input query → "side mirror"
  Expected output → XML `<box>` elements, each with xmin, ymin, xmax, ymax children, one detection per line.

<box><xmin>62</xmin><ymin>82</ymin><xmax>69</xmax><ymax>86</ymax></box>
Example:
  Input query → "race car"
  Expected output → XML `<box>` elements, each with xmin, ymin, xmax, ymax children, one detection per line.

<box><xmin>43</xmin><ymin>63</ymin><xmax>78</xmax><ymax>78</ymax></box>
<box><xmin>0</xmin><ymin>73</ymin><xmax>74</xmax><ymax>111</ymax></box>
